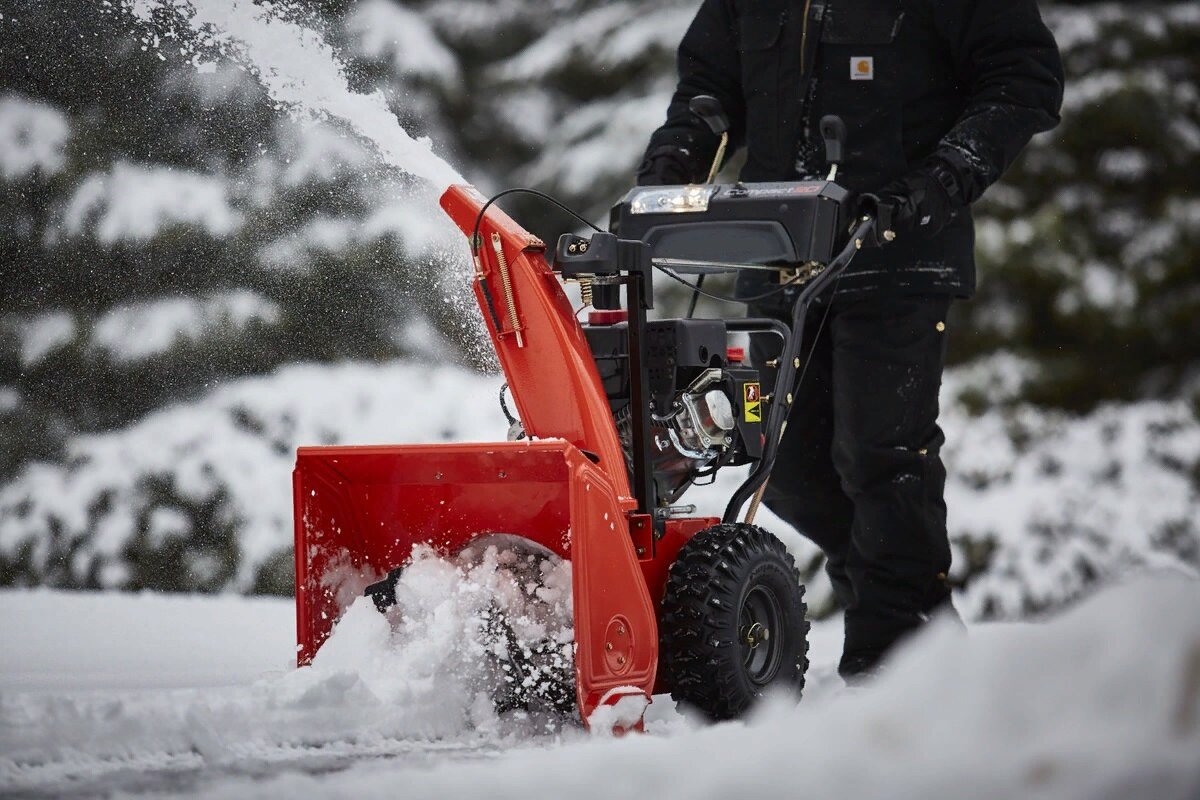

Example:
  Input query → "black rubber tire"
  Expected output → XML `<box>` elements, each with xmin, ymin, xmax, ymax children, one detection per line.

<box><xmin>660</xmin><ymin>523</ymin><xmax>810</xmax><ymax>720</ymax></box>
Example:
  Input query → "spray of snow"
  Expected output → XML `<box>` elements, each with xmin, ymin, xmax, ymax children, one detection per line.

<box><xmin>109</xmin><ymin>0</ymin><xmax>493</xmax><ymax>365</ymax></box>
<box><xmin>0</xmin><ymin>545</ymin><xmax>577</xmax><ymax>789</ymax></box>
<box><xmin>585</xmin><ymin>687</ymin><xmax>650</xmax><ymax>737</ymax></box>
<box><xmin>118</xmin><ymin>0</ymin><xmax>462</xmax><ymax>190</ymax></box>
<box><xmin>298</xmin><ymin>544</ymin><xmax>574</xmax><ymax>732</ymax></box>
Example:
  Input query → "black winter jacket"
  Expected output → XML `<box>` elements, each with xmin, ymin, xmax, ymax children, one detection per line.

<box><xmin>640</xmin><ymin>0</ymin><xmax>1065</xmax><ymax>299</ymax></box>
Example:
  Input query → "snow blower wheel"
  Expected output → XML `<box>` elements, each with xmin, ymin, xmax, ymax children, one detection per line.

<box><xmin>660</xmin><ymin>523</ymin><xmax>810</xmax><ymax>720</ymax></box>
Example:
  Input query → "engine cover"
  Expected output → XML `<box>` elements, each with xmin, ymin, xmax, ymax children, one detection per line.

<box><xmin>585</xmin><ymin>318</ymin><xmax>765</xmax><ymax>504</ymax></box>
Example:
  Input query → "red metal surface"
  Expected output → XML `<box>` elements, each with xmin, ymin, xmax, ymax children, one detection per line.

<box><xmin>587</xmin><ymin>309</ymin><xmax>628</xmax><ymax>325</ymax></box>
<box><xmin>294</xmin><ymin>440</ymin><xmax>658</xmax><ymax>724</ymax></box>
<box><xmin>293</xmin><ymin>185</ymin><xmax>717</xmax><ymax>728</ymax></box>
<box><xmin>439</xmin><ymin>185</ymin><xmax>632</xmax><ymax>505</ymax></box>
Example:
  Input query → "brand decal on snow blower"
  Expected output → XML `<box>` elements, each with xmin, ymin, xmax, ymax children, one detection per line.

<box><xmin>743</xmin><ymin>382</ymin><xmax>762</xmax><ymax>423</ymax></box>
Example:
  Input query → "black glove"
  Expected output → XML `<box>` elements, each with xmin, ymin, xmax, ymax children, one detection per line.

<box><xmin>855</xmin><ymin>158</ymin><xmax>963</xmax><ymax>244</ymax></box>
<box><xmin>636</xmin><ymin>145</ymin><xmax>693</xmax><ymax>186</ymax></box>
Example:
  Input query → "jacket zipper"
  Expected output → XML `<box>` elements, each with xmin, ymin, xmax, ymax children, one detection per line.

<box><xmin>799</xmin><ymin>0</ymin><xmax>814</xmax><ymax>74</ymax></box>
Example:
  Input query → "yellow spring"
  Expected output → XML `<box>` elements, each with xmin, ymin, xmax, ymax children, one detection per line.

<box><xmin>491</xmin><ymin>233</ymin><xmax>524</xmax><ymax>348</ymax></box>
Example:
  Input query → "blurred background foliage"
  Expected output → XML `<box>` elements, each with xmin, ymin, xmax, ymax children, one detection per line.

<box><xmin>0</xmin><ymin>1</ymin><xmax>1196</xmax><ymax>617</ymax></box>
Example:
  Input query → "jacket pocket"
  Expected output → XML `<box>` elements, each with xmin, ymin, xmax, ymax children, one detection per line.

<box><xmin>737</xmin><ymin>5</ymin><xmax>787</xmax><ymax>172</ymax></box>
<box><xmin>815</xmin><ymin>0</ymin><xmax>907</xmax><ymax>188</ymax></box>
<box><xmin>820</xmin><ymin>0</ymin><xmax>904</xmax><ymax>45</ymax></box>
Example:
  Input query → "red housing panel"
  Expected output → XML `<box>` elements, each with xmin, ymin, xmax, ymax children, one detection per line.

<box><xmin>292</xmin><ymin>184</ymin><xmax>716</xmax><ymax>729</ymax></box>
<box><xmin>293</xmin><ymin>440</ymin><xmax>658</xmax><ymax>724</ymax></box>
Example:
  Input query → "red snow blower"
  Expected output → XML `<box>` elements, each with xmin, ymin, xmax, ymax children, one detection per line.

<box><xmin>293</xmin><ymin>102</ymin><xmax>879</xmax><ymax>731</ymax></box>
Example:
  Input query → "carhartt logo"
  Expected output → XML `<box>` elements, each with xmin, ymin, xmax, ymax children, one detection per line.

<box><xmin>851</xmin><ymin>56</ymin><xmax>874</xmax><ymax>80</ymax></box>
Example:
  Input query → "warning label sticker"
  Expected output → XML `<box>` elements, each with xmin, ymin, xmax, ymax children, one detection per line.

<box><xmin>744</xmin><ymin>382</ymin><xmax>762</xmax><ymax>423</ymax></box>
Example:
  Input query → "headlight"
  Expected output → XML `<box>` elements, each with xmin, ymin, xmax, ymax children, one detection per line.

<box><xmin>628</xmin><ymin>185</ymin><xmax>715</xmax><ymax>215</ymax></box>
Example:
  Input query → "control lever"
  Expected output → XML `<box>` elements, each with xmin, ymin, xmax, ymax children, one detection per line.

<box><xmin>685</xmin><ymin>95</ymin><xmax>732</xmax><ymax>319</ymax></box>
<box><xmin>690</xmin><ymin>95</ymin><xmax>730</xmax><ymax>184</ymax></box>
<box><xmin>819</xmin><ymin>115</ymin><xmax>846</xmax><ymax>181</ymax></box>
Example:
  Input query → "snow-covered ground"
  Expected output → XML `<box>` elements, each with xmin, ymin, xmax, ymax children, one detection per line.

<box><xmin>2</xmin><ymin>577</ymin><xmax>1198</xmax><ymax>798</ymax></box>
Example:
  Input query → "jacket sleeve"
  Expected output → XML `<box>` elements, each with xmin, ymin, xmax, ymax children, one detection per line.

<box><xmin>639</xmin><ymin>0</ymin><xmax>746</xmax><ymax>183</ymax></box>
<box><xmin>928</xmin><ymin>0</ymin><xmax>1065</xmax><ymax>205</ymax></box>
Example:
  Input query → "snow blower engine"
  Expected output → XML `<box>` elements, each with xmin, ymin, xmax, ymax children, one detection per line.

<box><xmin>292</xmin><ymin>99</ymin><xmax>881</xmax><ymax>731</ymax></box>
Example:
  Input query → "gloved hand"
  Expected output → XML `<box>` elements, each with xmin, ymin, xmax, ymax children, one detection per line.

<box><xmin>636</xmin><ymin>145</ymin><xmax>694</xmax><ymax>186</ymax></box>
<box><xmin>855</xmin><ymin>158</ymin><xmax>962</xmax><ymax>245</ymax></box>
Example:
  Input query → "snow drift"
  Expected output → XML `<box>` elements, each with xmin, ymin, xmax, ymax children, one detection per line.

<box><xmin>208</xmin><ymin>576</ymin><xmax>1200</xmax><ymax>800</ymax></box>
<box><xmin>3</xmin><ymin>576</ymin><xmax>1197</xmax><ymax>798</ymax></box>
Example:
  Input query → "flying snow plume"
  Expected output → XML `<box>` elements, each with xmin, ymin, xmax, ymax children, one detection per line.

<box><xmin>120</xmin><ymin>0</ymin><xmax>463</xmax><ymax>190</ymax></box>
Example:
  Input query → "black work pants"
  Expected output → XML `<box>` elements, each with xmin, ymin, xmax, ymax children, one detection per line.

<box><xmin>749</xmin><ymin>293</ymin><xmax>954</xmax><ymax>658</ymax></box>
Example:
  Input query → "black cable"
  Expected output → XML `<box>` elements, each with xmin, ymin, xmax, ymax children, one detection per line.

<box><xmin>471</xmin><ymin>188</ymin><xmax>602</xmax><ymax>255</ymax></box>
<box><xmin>793</xmin><ymin>271</ymin><xmax>844</xmax><ymax>392</ymax></box>
<box><xmin>685</xmin><ymin>274</ymin><xmax>705</xmax><ymax>318</ymax></box>
<box><xmin>498</xmin><ymin>382</ymin><xmax>517</xmax><ymax>425</ymax></box>
<box><xmin>655</xmin><ymin>265</ymin><xmax>810</xmax><ymax>304</ymax></box>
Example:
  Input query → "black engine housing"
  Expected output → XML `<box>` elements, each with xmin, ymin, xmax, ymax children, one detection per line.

<box><xmin>584</xmin><ymin>317</ymin><xmax>763</xmax><ymax>503</ymax></box>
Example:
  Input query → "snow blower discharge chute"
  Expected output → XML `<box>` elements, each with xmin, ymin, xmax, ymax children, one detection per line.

<box><xmin>293</xmin><ymin>103</ymin><xmax>881</xmax><ymax>731</ymax></box>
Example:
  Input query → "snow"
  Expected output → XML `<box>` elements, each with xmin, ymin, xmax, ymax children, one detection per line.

<box><xmin>940</xmin><ymin>395</ymin><xmax>1200</xmax><ymax>618</ymax></box>
<box><xmin>11</xmin><ymin>310</ymin><xmax>76</xmax><ymax>367</ymax></box>
<box><xmin>278</xmin><ymin>121</ymin><xmax>372</xmax><ymax>187</ymax></box>
<box><xmin>59</xmin><ymin>162</ymin><xmax>242</xmax><ymax>244</ymax></box>
<box><xmin>520</xmin><ymin>91</ymin><xmax>674</xmax><ymax>197</ymax></box>
<box><xmin>90</xmin><ymin>290</ymin><xmax>281</xmax><ymax>362</ymax></box>
<box><xmin>0</xmin><ymin>589</ymin><xmax>293</xmax><ymax>692</ymax></box>
<box><xmin>1058</xmin><ymin>70</ymin><xmax>1150</xmax><ymax>116</ymax></box>
<box><xmin>500</xmin><ymin>3</ymin><xmax>692</xmax><ymax>81</ymax></box>
<box><xmin>121</xmin><ymin>0</ymin><xmax>463</xmax><ymax>189</ymax></box>
<box><xmin>1097</xmin><ymin>147</ymin><xmax>1152</xmax><ymax>182</ymax></box>
<box><xmin>3</xmin><ymin>354</ymin><xmax>1196</xmax><ymax>617</ymax></box>
<box><xmin>3</xmin><ymin>1</ymin><xmax>1198</xmax><ymax>792</ymax></box>
<box><xmin>345</xmin><ymin>0</ymin><xmax>460</xmax><ymax>86</ymax></box>
<box><xmin>2</xmin><ymin>577</ymin><xmax>1197</xmax><ymax>797</ymax></box>
<box><xmin>1053</xmin><ymin>261</ymin><xmax>1137</xmax><ymax>315</ymax></box>
<box><xmin>586</xmin><ymin>687</ymin><xmax>652</xmax><ymax>736</ymax></box>
<box><xmin>0</xmin><ymin>361</ymin><xmax>506</xmax><ymax>589</ymax></box>
<box><xmin>0</xmin><ymin>93</ymin><xmax>70</xmax><ymax>182</ymax></box>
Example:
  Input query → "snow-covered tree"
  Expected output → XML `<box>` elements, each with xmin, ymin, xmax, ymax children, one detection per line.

<box><xmin>0</xmin><ymin>1</ymin><xmax>1196</xmax><ymax>614</ymax></box>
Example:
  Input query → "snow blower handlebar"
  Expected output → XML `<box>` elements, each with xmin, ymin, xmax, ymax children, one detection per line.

<box><xmin>723</xmin><ymin>215</ymin><xmax>877</xmax><ymax>524</ymax></box>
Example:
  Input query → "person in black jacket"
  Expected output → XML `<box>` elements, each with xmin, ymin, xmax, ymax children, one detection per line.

<box><xmin>639</xmin><ymin>0</ymin><xmax>1064</xmax><ymax>679</ymax></box>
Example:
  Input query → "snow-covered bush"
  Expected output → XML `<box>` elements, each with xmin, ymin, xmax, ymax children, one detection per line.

<box><xmin>0</xmin><ymin>362</ymin><xmax>504</xmax><ymax>593</ymax></box>
<box><xmin>1</xmin><ymin>2</ymin><xmax>1197</xmax><ymax>620</ymax></box>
